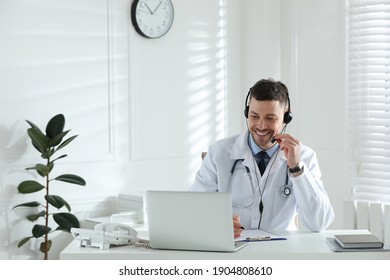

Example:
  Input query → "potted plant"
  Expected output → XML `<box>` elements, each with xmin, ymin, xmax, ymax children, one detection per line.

<box><xmin>13</xmin><ymin>114</ymin><xmax>86</xmax><ymax>260</ymax></box>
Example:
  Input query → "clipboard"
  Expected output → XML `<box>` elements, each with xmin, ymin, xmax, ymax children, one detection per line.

<box><xmin>236</xmin><ymin>229</ymin><xmax>287</xmax><ymax>242</ymax></box>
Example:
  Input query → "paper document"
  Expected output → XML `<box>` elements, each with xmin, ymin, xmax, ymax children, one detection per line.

<box><xmin>236</xmin><ymin>230</ymin><xmax>286</xmax><ymax>242</ymax></box>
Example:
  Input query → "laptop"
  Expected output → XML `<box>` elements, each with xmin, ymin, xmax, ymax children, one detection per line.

<box><xmin>145</xmin><ymin>190</ymin><xmax>247</xmax><ymax>252</ymax></box>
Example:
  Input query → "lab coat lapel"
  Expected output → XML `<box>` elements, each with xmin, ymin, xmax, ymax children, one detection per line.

<box><xmin>268</xmin><ymin>149</ymin><xmax>287</xmax><ymax>175</ymax></box>
<box><xmin>229</xmin><ymin>132</ymin><xmax>288</xmax><ymax>174</ymax></box>
<box><xmin>229</xmin><ymin>131</ymin><xmax>257</xmax><ymax>171</ymax></box>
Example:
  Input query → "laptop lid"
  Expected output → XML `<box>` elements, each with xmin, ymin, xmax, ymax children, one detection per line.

<box><xmin>146</xmin><ymin>190</ymin><xmax>246</xmax><ymax>252</ymax></box>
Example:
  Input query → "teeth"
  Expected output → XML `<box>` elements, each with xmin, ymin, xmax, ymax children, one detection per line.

<box><xmin>255</xmin><ymin>130</ymin><xmax>268</xmax><ymax>136</ymax></box>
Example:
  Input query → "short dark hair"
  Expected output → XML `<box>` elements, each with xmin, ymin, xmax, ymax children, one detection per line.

<box><xmin>248</xmin><ymin>78</ymin><xmax>290</xmax><ymax>109</ymax></box>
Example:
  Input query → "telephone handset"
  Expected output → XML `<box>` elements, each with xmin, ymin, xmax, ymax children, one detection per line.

<box><xmin>71</xmin><ymin>222</ymin><xmax>150</xmax><ymax>250</ymax></box>
<box><xmin>95</xmin><ymin>222</ymin><xmax>139</xmax><ymax>239</ymax></box>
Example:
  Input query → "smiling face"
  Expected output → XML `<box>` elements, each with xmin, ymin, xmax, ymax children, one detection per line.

<box><xmin>247</xmin><ymin>99</ymin><xmax>286</xmax><ymax>150</ymax></box>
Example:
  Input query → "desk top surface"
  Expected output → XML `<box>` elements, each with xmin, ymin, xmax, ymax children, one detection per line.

<box><xmin>60</xmin><ymin>229</ymin><xmax>390</xmax><ymax>260</ymax></box>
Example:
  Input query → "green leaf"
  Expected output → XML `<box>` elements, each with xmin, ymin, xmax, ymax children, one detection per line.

<box><xmin>40</xmin><ymin>240</ymin><xmax>52</xmax><ymax>254</ymax></box>
<box><xmin>26</xmin><ymin>120</ymin><xmax>40</xmax><ymax>130</ymax></box>
<box><xmin>18</xmin><ymin>181</ymin><xmax>45</xmax><ymax>194</ymax></box>
<box><xmin>53</xmin><ymin>213</ymin><xmax>80</xmax><ymax>232</ymax></box>
<box><xmin>46</xmin><ymin>114</ymin><xmax>65</xmax><ymax>139</ymax></box>
<box><xmin>27</xmin><ymin>210</ymin><xmax>46</xmax><ymax>222</ymax></box>
<box><xmin>54</xmin><ymin>174</ymin><xmax>86</xmax><ymax>186</ymax></box>
<box><xmin>41</xmin><ymin>148</ymin><xmax>54</xmax><ymax>159</ymax></box>
<box><xmin>51</xmin><ymin>154</ymin><xmax>67</xmax><ymax>163</ymax></box>
<box><xmin>32</xmin><ymin>224</ymin><xmax>51</xmax><ymax>238</ymax></box>
<box><xmin>48</xmin><ymin>129</ymin><xmax>70</xmax><ymax>147</ymax></box>
<box><xmin>26</xmin><ymin>163</ymin><xmax>53</xmax><ymax>177</ymax></box>
<box><xmin>54</xmin><ymin>135</ymin><xmax>78</xmax><ymax>153</ymax></box>
<box><xmin>27</xmin><ymin>127</ymin><xmax>50</xmax><ymax>154</ymax></box>
<box><xmin>12</xmin><ymin>201</ymin><xmax>41</xmax><ymax>209</ymax></box>
<box><xmin>26</xmin><ymin>119</ymin><xmax>48</xmax><ymax>153</ymax></box>
<box><xmin>18</xmin><ymin>236</ymin><xmax>33</xmax><ymax>248</ymax></box>
<box><xmin>45</xmin><ymin>195</ymin><xmax>71</xmax><ymax>211</ymax></box>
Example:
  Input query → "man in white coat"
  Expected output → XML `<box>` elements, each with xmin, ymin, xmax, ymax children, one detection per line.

<box><xmin>190</xmin><ymin>78</ymin><xmax>334</xmax><ymax>237</ymax></box>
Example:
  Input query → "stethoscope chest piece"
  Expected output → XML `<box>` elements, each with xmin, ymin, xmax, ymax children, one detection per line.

<box><xmin>280</xmin><ymin>166</ymin><xmax>292</xmax><ymax>197</ymax></box>
<box><xmin>280</xmin><ymin>185</ymin><xmax>292</xmax><ymax>197</ymax></box>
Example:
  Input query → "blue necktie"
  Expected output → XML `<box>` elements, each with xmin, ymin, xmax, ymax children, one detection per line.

<box><xmin>256</xmin><ymin>151</ymin><xmax>268</xmax><ymax>176</ymax></box>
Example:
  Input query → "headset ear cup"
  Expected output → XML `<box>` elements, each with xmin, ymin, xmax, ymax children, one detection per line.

<box><xmin>244</xmin><ymin>106</ymin><xmax>249</xmax><ymax>118</ymax></box>
<box><xmin>284</xmin><ymin>111</ymin><xmax>293</xmax><ymax>124</ymax></box>
<box><xmin>244</xmin><ymin>89</ymin><xmax>251</xmax><ymax>118</ymax></box>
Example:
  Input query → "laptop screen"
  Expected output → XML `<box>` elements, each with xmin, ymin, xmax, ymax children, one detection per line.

<box><xmin>145</xmin><ymin>191</ymin><xmax>241</xmax><ymax>252</ymax></box>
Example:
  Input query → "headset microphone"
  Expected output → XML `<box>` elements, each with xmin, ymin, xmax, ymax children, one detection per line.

<box><xmin>271</xmin><ymin>124</ymin><xmax>288</xmax><ymax>144</ymax></box>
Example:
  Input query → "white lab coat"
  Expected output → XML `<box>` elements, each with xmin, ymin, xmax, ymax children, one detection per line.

<box><xmin>190</xmin><ymin>131</ymin><xmax>335</xmax><ymax>232</ymax></box>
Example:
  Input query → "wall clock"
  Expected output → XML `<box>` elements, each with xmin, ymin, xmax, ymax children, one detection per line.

<box><xmin>131</xmin><ymin>0</ymin><xmax>174</xmax><ymax>39</ymax></box>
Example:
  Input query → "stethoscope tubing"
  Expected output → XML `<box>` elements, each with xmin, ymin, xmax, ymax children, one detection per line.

<box><xmin>228</xmin><ymin>158</ymin><xmax>257</xmax><ymax>208</ymax></box>
<box><xmin>228</xmin><ymin>157</ymin><xmax>291</xmax><ymax>208</ymax></box>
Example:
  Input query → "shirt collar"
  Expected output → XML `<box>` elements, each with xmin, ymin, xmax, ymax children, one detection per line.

<box><xmin>248</xmin><ymin>133</ymin><xmax>279</xmax><ymax>158</ymax></box>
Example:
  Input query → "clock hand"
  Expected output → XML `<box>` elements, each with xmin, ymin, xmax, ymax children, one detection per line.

<box><xmin>151</xmin><ymin>1</ymin><xmax>162</xmax><ymax>15</ymax></box>
<box><xmin>143</xmin><ymin>3</ymin><xmax>153</xmax><ymax>14</ymax></box>
<box><xmin>138</xmin><ymin>9</ymin><xmax>151</xmax><ymax>14</ymax></box>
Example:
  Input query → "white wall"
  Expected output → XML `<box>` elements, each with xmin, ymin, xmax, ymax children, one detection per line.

<box><xmin>0</xmin><ymin>0</ymin><xmax>349</xmax><ymax>259</ymax></box>
<box><xmin>281</xmin><ymin>0</ymin><xmax>350</xmax><ymax>230</ymax></box>
<box><xmin>126</xmin><ymin>0</ymin><xmax>230</xmax><ymax>192</ymax></box>
<box><xmin>0</xmin><ymin>0</ymin><xmax>132</xmax><ymax>259</ymax></box>
<box><xmin>239</xmin><ymin>0</ymin><xmax>349</xmax><ymax>229</ymax></box>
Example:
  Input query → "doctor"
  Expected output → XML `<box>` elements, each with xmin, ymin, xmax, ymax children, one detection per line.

<box><xmin>190</xmin><ymin>78</ymin><xmax>334</xmax><ymax>237</ymax></box>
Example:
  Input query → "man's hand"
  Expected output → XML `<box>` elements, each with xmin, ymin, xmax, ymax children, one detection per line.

<box><xmin>273</xmin><ymin>134</ymin><xmax>301</xmax><ymax>168</ymax></box>
<box><xmin>233</xmin><ymin>215</ymin><xmax>244</xmax><ymax>238</ymax></box>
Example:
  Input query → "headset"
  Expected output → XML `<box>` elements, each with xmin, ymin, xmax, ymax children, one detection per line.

<box><xmin>243</xmin><ymin>84</ymin><xmax>293</xmax><ymax>125</ymax></box>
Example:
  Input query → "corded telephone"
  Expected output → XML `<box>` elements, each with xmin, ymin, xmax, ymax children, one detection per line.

<box><xmin>71</xmin><ymin>222</ymin><xmax>150</xmax><ymax>250</ymax></box>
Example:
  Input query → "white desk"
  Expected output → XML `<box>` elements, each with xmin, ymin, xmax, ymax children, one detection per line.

<box><xmin>60</xmin><ymin>229</ymin><xmax>390</xmax><ymax>260</ymax></box>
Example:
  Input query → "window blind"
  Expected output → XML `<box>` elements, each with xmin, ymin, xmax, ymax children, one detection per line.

<box><xmin>348</xmin><ymin>0</ymin><xmax>390</xmax><ymax>202</ymax></box>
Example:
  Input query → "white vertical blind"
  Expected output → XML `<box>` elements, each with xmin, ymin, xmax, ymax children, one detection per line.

<box><xmin>348</xmin><ymin>0</ymin><xmax>390</xmax><ymax>202</ymax></box>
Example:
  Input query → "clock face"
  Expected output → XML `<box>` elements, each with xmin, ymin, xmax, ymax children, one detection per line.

<box><xmin>131</xmin><ymin>0</ymin><xmax>174</xmax><ymax>39</ymax></box>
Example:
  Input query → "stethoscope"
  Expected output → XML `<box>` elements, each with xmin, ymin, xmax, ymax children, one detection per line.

<box><xmin>228</xmin><ymin>159</ymin><xmax>256</xmax><ymax>208</ymax></box>
<box><xmin>227</xmin><ymin>154</ymin><xmax>292</xmax><ymax>208</ymax></box>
